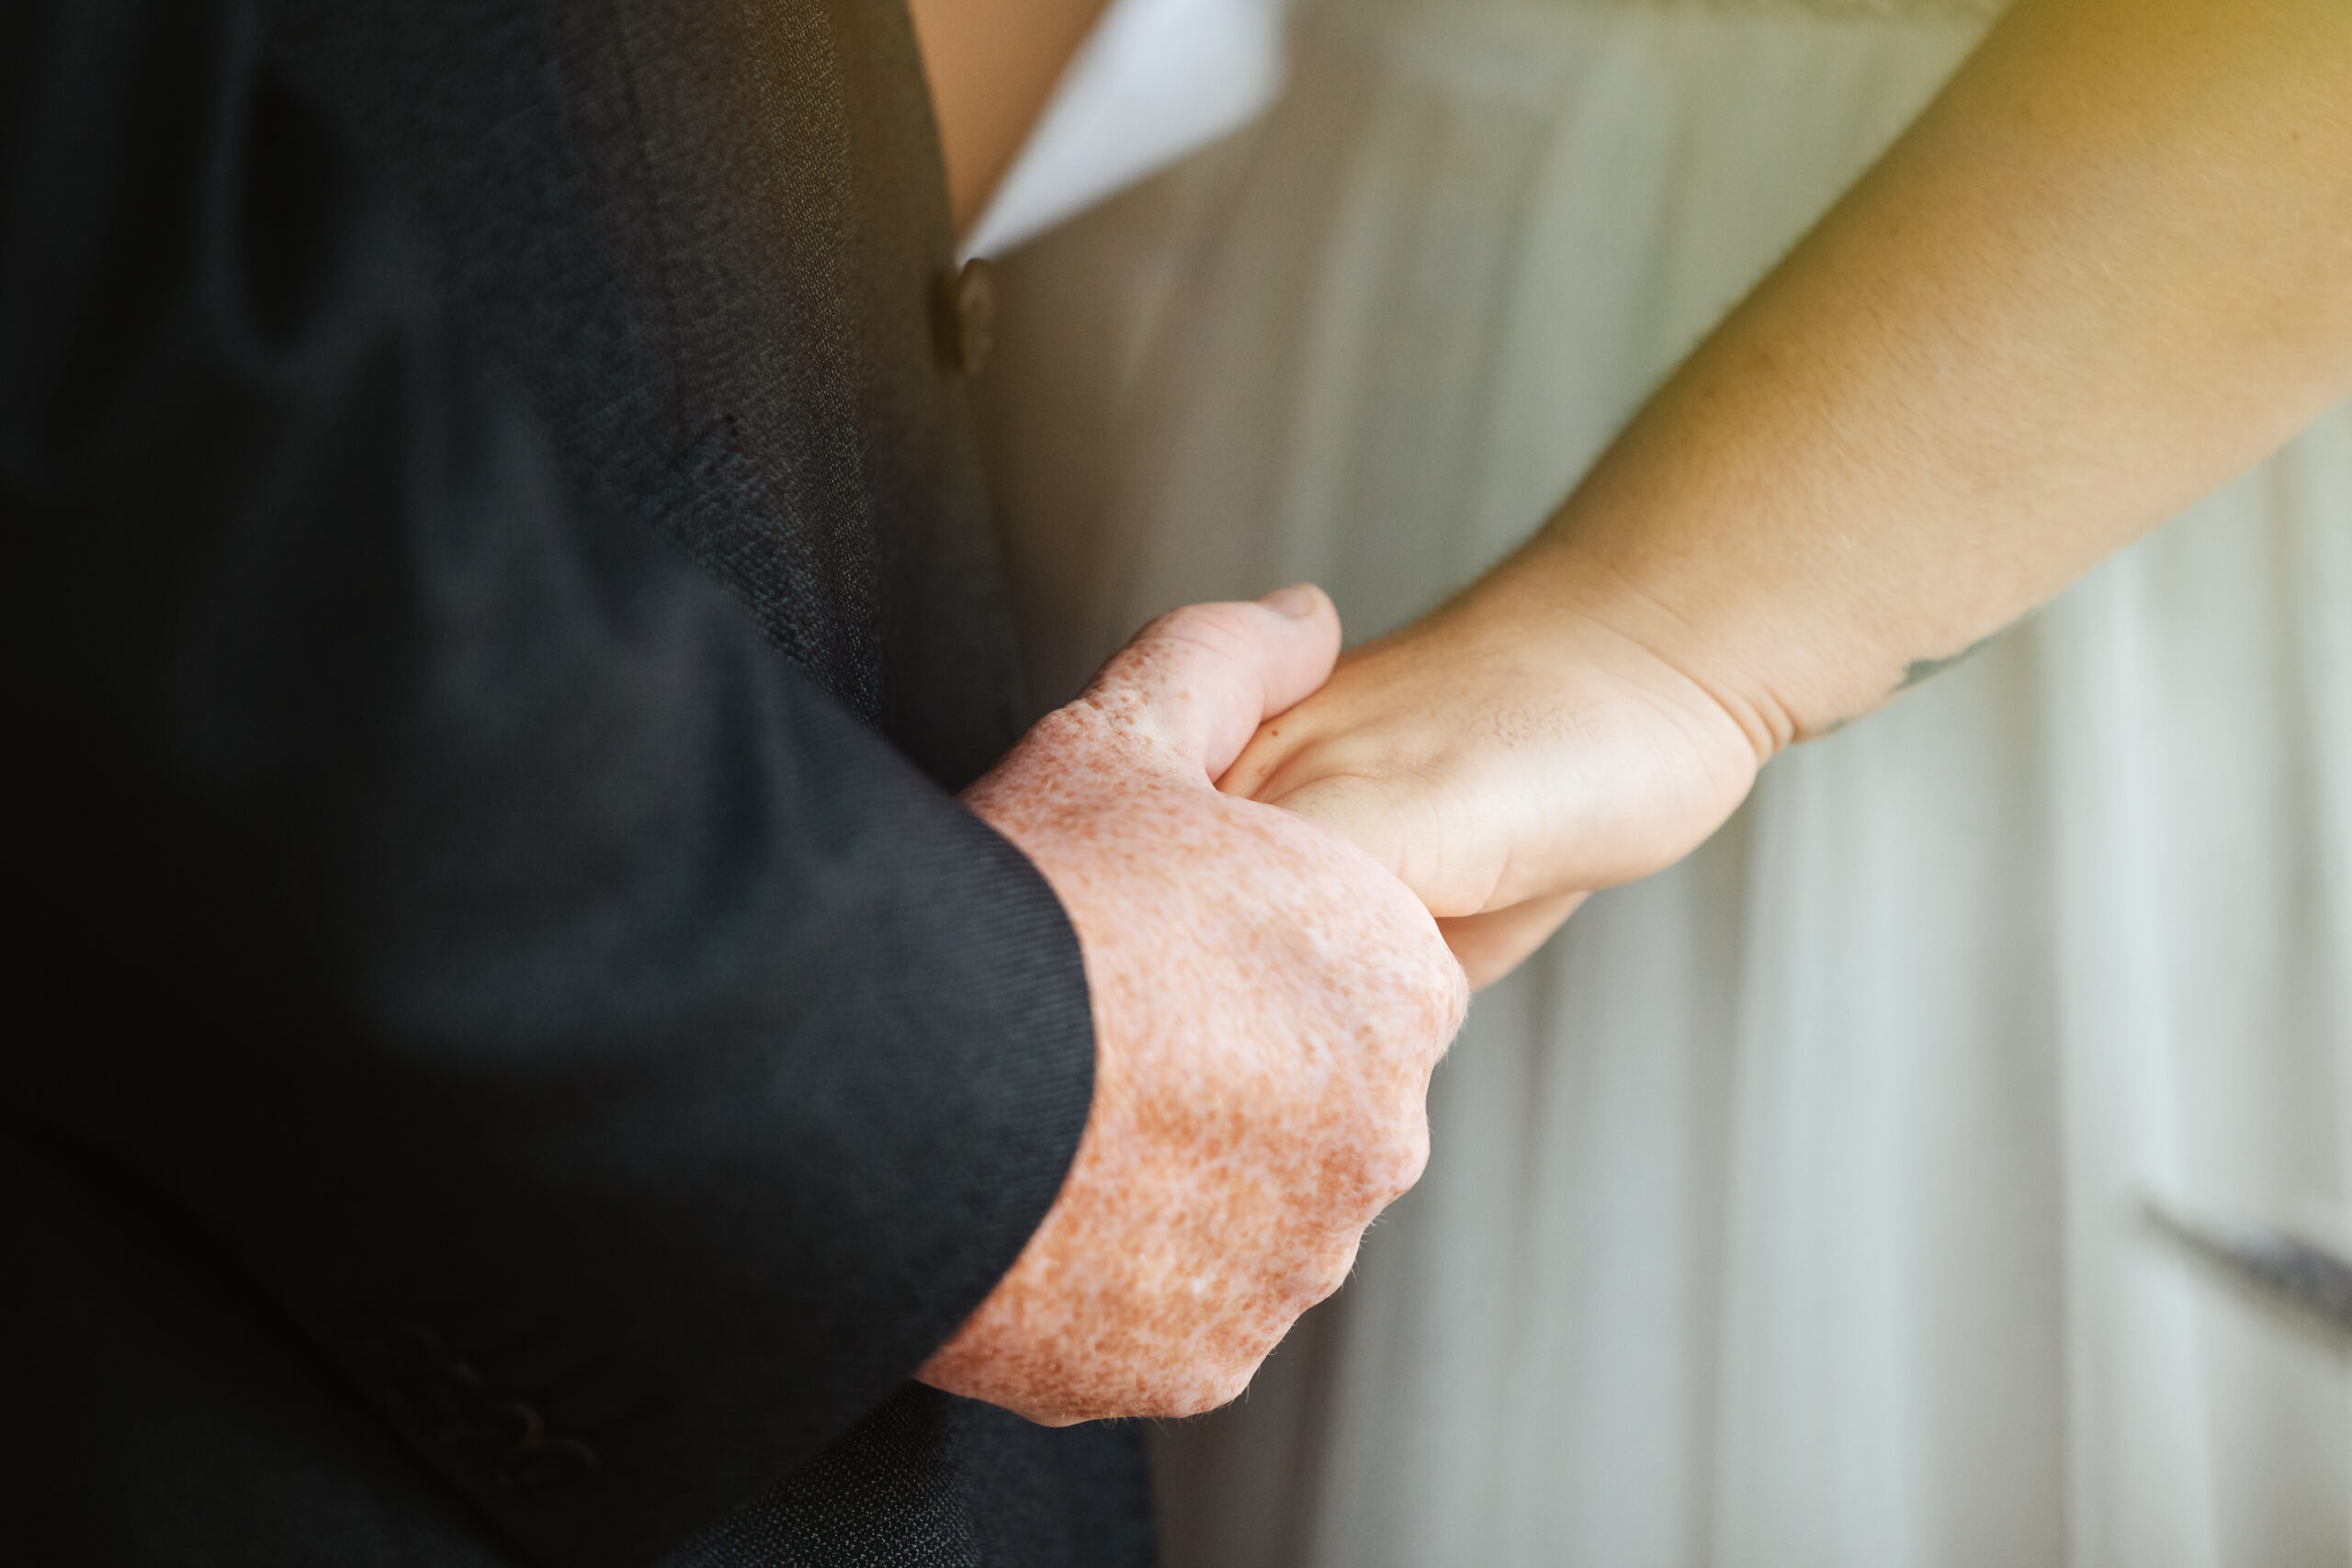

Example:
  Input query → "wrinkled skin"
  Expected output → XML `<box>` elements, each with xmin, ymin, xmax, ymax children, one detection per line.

<box><xmin>919</xmin><ymin>589</ymin><xmax>1469</xmax><ymax>1426</ymax></box>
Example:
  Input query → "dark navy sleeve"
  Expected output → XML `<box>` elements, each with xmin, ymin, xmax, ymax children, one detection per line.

<box><xmin>0</xmin><ymin>3</ymin><xmax>1096</xmax><ymax>1563</ymax></box>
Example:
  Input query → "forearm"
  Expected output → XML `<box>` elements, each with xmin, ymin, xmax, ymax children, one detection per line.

<box><xmin>1502</xmin><ymin>0</ymin><xmax>2352</xmax><ymax>751</ymax></box>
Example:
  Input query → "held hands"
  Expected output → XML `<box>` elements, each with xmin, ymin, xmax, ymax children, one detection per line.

<box><xmin>927</xmin><ymin>562</ymin><xmax>1754</xmax><ymax>1427</ymax></box>
<box><xmin>923</xmin><ymin>587</ymin><xmax>1467</xmax><ymax>1425</ymax></box>
<box><xmin>1222</xmin><ymin>552</ymin><xmax>1765</xmax><ymax>986</ymax></box>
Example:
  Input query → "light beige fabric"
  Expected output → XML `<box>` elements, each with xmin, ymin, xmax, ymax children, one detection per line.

<box><xmin>973</xmin><ymin>1</ymin><xmax>2352</xmax><ymax>1563</ymax></box>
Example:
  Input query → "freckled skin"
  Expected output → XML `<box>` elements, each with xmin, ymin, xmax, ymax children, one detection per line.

<box><xmin>919</xmin><ymin>598</ymin><xmax>1468</xmax><ymax>1427</ymax></box>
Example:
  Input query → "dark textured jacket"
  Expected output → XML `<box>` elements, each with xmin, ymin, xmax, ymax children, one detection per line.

<box><xmin>1</xmin><ymin>0</ymin><xmax>1148</xmax><ymax>1562</ymax></box>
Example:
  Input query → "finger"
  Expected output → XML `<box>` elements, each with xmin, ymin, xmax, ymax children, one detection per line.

<box><xmin>1260</xmin><ymin>767</ymin><xmax>1497</xmax><ymax>919</ymax></box>
<box><xmin>1091</xmin><ymin>586</ymin><xmax>1342</xmax><ymax>779</ymax></box>
<box><xmin>1217</xmin><ymin>702</ymin><xmax>1301</xmax><ymax>800</ymax></box>
<box><xmin>1437</xmin><ymin>892</ymin><xmax>1587</xmax><ymax>987</ymax></box>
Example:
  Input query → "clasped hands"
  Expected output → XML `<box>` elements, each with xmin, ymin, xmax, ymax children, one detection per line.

<box><xmin>922</xmin><ymin>542</ymin><xmax>1766</xmax><ymax>1427</ymax></box>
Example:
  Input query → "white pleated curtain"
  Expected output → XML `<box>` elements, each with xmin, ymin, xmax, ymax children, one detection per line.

<box><xmin>973</xmin><ymin>3</ymin><xmax>2352</xmax><ymax>1563</ymax></box>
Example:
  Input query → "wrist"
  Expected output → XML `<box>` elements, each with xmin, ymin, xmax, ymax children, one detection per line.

<box><xmin>1448</xmin><ymin>532</ymin><xmax>1801</xmax><ymax>766</ymax></box>
<box><xmin>1497</xmin><ymin>505</ymin><xmax>1933</xmax><ymax>755</ymax></box>
<box><xmin>1260</xmin><ymin>549</ymin><xmax>1760</xmax><ymax>907</ymax></box>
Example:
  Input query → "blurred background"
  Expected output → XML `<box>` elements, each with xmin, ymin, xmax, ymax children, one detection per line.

<box><xmin>934</xmin><ymin>0</ymin><xmax>2352</xmax><ymax>1563</ymax></box>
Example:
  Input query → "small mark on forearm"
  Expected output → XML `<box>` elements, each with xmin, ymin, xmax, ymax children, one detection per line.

<box><xmin>1892</xmin><ymin>619</ymin><xmax>2017</xmax><ymax>698</ymax></box>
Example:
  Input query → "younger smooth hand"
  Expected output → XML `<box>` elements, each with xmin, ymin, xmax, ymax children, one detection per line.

<box><xmin>1219</xmin><ymin>563</ymin><xmax>1762</xmax><ymax>986</ymax></box>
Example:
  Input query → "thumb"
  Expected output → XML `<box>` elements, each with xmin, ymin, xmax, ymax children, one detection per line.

<box><xmin>1089</xmin><ymin>586</ymin><xmax>1342</xmax><ymax>780</ymax></box>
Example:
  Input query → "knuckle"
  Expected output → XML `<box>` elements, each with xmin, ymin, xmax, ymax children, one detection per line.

<box><xmin>1363</xmin><ymin>1120</ymin><xmax>1430</xmax><ymax>1205</ymax></box>
<box><xmin>1396</xmin><ymin>1130</ymin><xmax>1432</xmax><ymax>1198</ymax></box>
<box><xmin>1205</xmin><ymin>1363</ymin><xmax>1259</xmax><ymax>1413</ymax></box>
<box><xmin>1025</xmin><ymin>705</ymin><xmax>1095</xmax><ymax>749</ymax></box>
<box><xmin>1326</xmin><ymin>1111</ymin><xmax>1428</xmax><ymax>1213</ymax></box>
<box><xmin>1083</xmin><ymin>603</ymin><xmax>1272</xmax><ymax>741</ymax></box>
<box><xmin>1301</xmin><ymin>1238</ymin><xmax>1362</xmax><ymax>1307</ymax></box>
<box><xmin>1165</xmin><ymin>1364</ymin><xmax>1256</xmax><ymax>1420</ymax></box>
<box><xmin>1432</xmin><ymin>960</ymin><xmax>1472</xmax><ymax>1035</ymax></box>
<box><xmin>1385</xmin><ymin>947</ymin><xmax>1472</xmax><ymax>1052</ymax></box>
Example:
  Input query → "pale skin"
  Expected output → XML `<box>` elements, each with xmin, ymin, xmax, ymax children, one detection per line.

<box><xmin>918</xmin><ymin>592</ymin><xmax>1466</xmax><ymax>1423</ymax></box>
<box><xmin>907</xmin><ymin>0</ymin><xmax>1476</xmax><ymax>1428</ymax></box>
<box><xmin>1220</xmin><ymin>0</ymin><xmax>2352</xmax><ymax>983</ymax></box>
<box><xmin>909</xmin><ymin>0</ymin><xmax>2352</xmax><ymax>1420</ymax></box>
